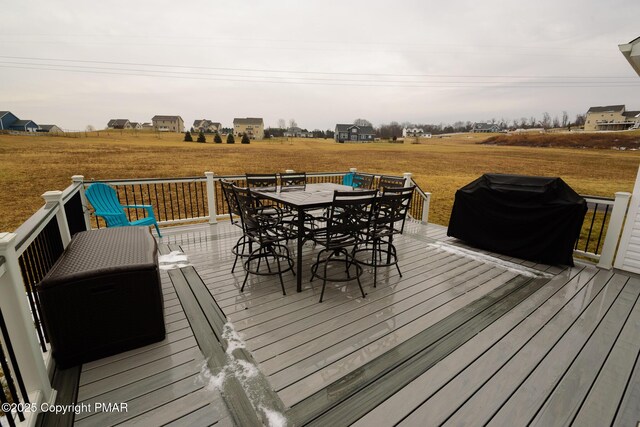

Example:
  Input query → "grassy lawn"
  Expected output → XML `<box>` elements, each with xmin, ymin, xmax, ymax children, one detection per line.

<box><xmin>1</xmin><ymin>131</ymin><xmax>639</xmax><ymax>231</ymax></box>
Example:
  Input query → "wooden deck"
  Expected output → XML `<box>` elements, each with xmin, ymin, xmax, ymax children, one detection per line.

<box><xmin>49</xmin><ymin>220</ymin><xmax>640</xmax><ymax>426</ymax></box>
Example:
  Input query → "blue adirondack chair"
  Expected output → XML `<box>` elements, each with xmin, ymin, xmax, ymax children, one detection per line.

<box><xmin>85</xmin><ymin>183</ymin><xmax>162</xmax><ymax>237</ymax></box>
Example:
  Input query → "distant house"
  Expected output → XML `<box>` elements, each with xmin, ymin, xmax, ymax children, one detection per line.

<box><xmin>283</xmin><ymin>126</ymin><xmax>314</xmax><ymax>138</ymax></box>
<box><xmin>584</xmin><ymin>105</ymin><xmax>640</xmax><ymax>131</ymax></box>
<box><xmin>0</xmin><ymin>111</ymin><xmax>19</xmax><ymax>130</ymax></box>
<box><xmin>233</xmin><ymin>118</ymin><xmax>264</xmax><ymax>139</ymax></box>
<box><xmin>38</xmin><ymin>125</ymin><xmax>63</xmax><ymax>133</ymax></box>
<box><xmin>107</xmin><ymin>119</ymin><xmax>131</xmax><ymax>129</ymax></box>
<box><xmin>193</xmin><ymin>120</ymin><xmax>221</xmax><ymax>133</ymax></box>
<box><xmin>129</xmin><ymin>122</ymin><xmax>142</xmax><ymax>130</ymax></box>
<box><xmin>402</xmin><ymin>127</ymin><xmax>431</xmax><ymax>138</ymax></box>
<box><xmin>152</xmin><ymin>115</ymin><xmax>184</xmax><ymax>133</ymax></box>
<box><xmin>471</xmin><ymin>123</ymin><xmax>501</xmax><ymax>133</ymax></box>
<box><xmin>334</xmin><ymin>124</ymin><xmax>375</xmax><ymax>142</ymax></box>
<box><xmin>9</xmin><ymin>119</ymin><xmax>39</xmax><ymax>132</ymax></box>
<box><xmin>142</xmin><ymin>122</ymin><xmax>153</xmax><ymax>129</ymax></box>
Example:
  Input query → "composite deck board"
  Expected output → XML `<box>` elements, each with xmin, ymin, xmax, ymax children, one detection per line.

<box><xmin>400</xmin><ymin>268</ymin><xmax>618</xmax><ymax>426</ymax></box>
<box><xmin>256</xmin><ymin>262</ymin><xmax>499</xmax><ymax>370</ymax></box>
<box><xmin>277</xmin><ymin>270</ymin><xmax>519</xmax><ymax>406</ymax></box>
<box><xmin>573</xmin><ymin>280</ymin><xmax>640</xmax><ymax>426</ymax></box>
<box><xmin>352</xmin><ymin>266</ymin><xmax>587</xmax><ymax>427</ymax></box>
<box><xmin>237</xmin><ymin>252</ymin><xmax>468</xmax><ymax>343</ymax></box>
<box><xmin>527</xmin><ymin>276</ymin><xmax>640</xmax><ymax>426</ymax></box>
<box><xmin>442</xmin><ymin>271</ymin><xmax>627</xmax><ymax>427</ymax></box>
<box><xmin>65</xmin><ymin>221</ymin><xmax>640</xmax><ymax>425</ymax></box>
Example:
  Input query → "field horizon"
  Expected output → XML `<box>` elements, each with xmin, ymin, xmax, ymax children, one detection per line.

<box><xmin>1</xmin><ymin>131</ymin><xmax>639</xmax><ymax>231</ymax></box>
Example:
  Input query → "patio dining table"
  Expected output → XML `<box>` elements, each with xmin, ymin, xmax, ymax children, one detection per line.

<box><xmin>254</xmin><ymin>182</ymin><xmax>355</xmax><ymax>292</ymax></box>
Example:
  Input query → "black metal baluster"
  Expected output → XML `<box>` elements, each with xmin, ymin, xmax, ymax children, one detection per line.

<box><xmin>167</xmin><ymin>183</ymin><xmax>175</xmax><ymax>221</ymax></box>
<box><xmin>187</xmin><ymin>182</ymin><xmax>194</xmax><ymax>219</ymax></box>
<box><xmin>154</xmin><ymin>184</ymin><xmax>162</xmax><ymax>222</ymax></box>
<box><xmin>193</xmin><ymin>181</ymin><xmax>200</xmax><ymax>218</ymax></box>
<box><xmin>19</xmin><ymin>253</ymin><xmax>47</xmax><ymax>352</ymax></box>
<box><xmin>131</xmin><ymin>185</ymin><xmax>139</xmax><ymax>221</ymax></box>
<box><xmin>0</xmin><ymin>333</ymin><xmax>25</xmax><ymax>423</ymax></box>
<box><xmin>172</xmin><ymin>183</ymin><xmax>180</xmax><ymax>220</ymax></box>
<box><xmin>584</xmin><ymin>204</ymin><xmax>598</xmax><ymax>253</ymax></box>
<box><xmin>594</xmin><ymin>205</ymin><xmax>610</xmax><ymax>255</ymax></box>
<box><xmin>0</xmin><ymin>383</ymin><xmax>18</xmax><ymax>427</ymax></box>
<box><xmin>123</xmin><ymin>186</ymin><xmax>131</xmax><ymax>222</ymax></box>
<box><xmin>0</xmin><ymin>310</ymin><xmax>29</xmax><ymax>404</ymax></box>
<box><xmin>146</xmin><ymin>184</ymin><xmax>153</xmax><ymax>220</ymax></box>
<box><xmin>181</xmin><ymin>182</ymin><xmax>188</xmax><ymax>219</ymax></box>
<box><xmin>201</xmin><ymin>181</ymin><xmax>206</xmax><ymax>217</ymax></box>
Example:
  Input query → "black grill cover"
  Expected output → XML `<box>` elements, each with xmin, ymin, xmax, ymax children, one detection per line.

<box><xmin>447</xmin><ymin>174</ymin><xmax>587</xmax><ymax>266</ymax></box>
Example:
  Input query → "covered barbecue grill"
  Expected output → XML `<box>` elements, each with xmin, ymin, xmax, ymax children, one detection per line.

<box><xmin>447</xmin><ymin>174</ymin><xmax>587</xmax><ymax>266</ymax></box>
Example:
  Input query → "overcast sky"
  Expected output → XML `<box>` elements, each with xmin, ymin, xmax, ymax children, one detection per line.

<box><xmin>1</xmin><ymin>0</ymin><xmax>640</xmax><ymax>131</ymax></box>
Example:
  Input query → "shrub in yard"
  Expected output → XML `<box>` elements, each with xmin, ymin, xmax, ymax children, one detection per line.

<box><xmin>214</xmin><ymin>132</ymin><xmax>222</xmax><ymax>144</ymax></box>
<box><xmin>227</xmin><ymin>134</ymin><xmax>235</xmax><ymax>144</ymax></box>
<box><xmin>184</xmin><ymin>131</ymin><xmax>193</xmax><ymax>142</ymax></box>
<box><xmin>241</xmin><ymin>134</ymin><xmax>250</xmax><ymax>144</ymax></box>
<box><xmin>197</xmin><ymin>131</ymin><xmax>206</xmax><ymax>143</ymax></box>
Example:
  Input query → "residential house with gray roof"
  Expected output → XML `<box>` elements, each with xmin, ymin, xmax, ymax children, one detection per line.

<box><xmin>334</xmin><ymin>124</ymin><xmax>375</xmax><ymax>142</ymax></box>
<box><xmin>584</xmin><ymin>105</ymin><xmax>640</xmax><ymax>131</ymax></box>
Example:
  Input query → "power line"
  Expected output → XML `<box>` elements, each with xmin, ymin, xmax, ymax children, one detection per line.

<box><xmin>1</xmin><ymin>64</ymin><xmax>638</xmax><ymax>89</ymax></box>
<box><xmin>0</xmin><ymin>55</ymin><xmax>635</xmax><ymax>80</ymax></box>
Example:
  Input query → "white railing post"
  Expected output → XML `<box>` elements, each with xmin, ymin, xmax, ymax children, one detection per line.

<box><xmin>42</xmin><ymin>190</ymin><xmax>71</xmax><ymax>248</ymax></box>
<box><xmin>205</xmin><ymin>171</ymin><xmax>217</xmax><ymax>224</ymax></box>
<box><xmin>72</xmin><ymin>175</ymin><xmax>92</xmax><ymax>231</ymax></box>
<box><xmin>599</xmin><ymin>191</ymin><xmax>632</xmax><ymax>269</ymax></box>
<box><xmin>403</xmin><ymin>172</ymin><xmax>412</xmax><ymax>187</ymax></box>
<box><xmin>349</xmin><ymin>167</ymin><xmax>357</xmax><ymax>174</ymax></box>
<box><xmin>0</xmin><ymin>233</ymin><xmax>55</xmax><ymax>410</ymax></box>
<box><xmin>285</xmin><ymin>169</ymin><xmax>294</xmax><ymax>173</ymax></box>
<box><xmin>421</xmin><ymin>192</ymin><xmax>431</xmax><ymax>224</ymax></box>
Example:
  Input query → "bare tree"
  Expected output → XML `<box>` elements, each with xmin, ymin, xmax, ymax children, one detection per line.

<box><xmin>574</xmin><ymin>114</ymin><xmax>586</xmax><ymax>126</ymax></box>
<box><xmin>530</xmin><ymin>116</ymin><xmax>538</xmax><ymax>128</ymax></box>
<box><xmin>561</xmin><ymin>111</ymin><xmax>569</xmax><ymax>128</ymax></box>
<box><xmin>519</xmin><ymin>117</ymin><xmax>528</xmax><ymax>128</ymax></box>
<box><xmin>278</xmin><ymin>119</ymin><xmax>286</xmax><ymax>129</ymax></box>
<box><xmin>288</xmin><ymin>119</ymin><xmax>297</xmax><ymax>128</ymax></box>
<box><xmin>354</xmin><ymin>118</ymin><xmax>372</xmax><ymax>127</ymax></box>
<box><xmin>86</xmin><ymin>125</ymin><xmax>95</xmax><ymax>132</ymax></box>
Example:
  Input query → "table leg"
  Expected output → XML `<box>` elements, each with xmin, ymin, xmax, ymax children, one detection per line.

<box><xmin>296</xmin><ymin>208</ymin><xmax>304</xmax><ymax>292</ymax></box>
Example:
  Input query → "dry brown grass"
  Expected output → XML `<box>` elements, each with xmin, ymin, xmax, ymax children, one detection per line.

<box><xmin>1</xmin><ymin>131</ymin><xmax>639</xmax><ymax>231</ymax></box>
<box><xmin>482</xmin><ymin>130</ymin><xmax>640</xmax><ymax>149</ymax></box>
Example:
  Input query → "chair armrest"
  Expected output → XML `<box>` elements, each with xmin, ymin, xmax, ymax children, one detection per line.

<box><xmin>122</xmin><ymin>205</ymin><xmax>158</xmax><ymax>219</ymax></box>
<box><xmin>122</xmin><ymin>204</ymin><xmax>153</xmax><ymax>209</ymax></box>
<box><xmin>94</xmin><ymin>211</ymin><xmax>124</xmax><ymax>219</ymax></box>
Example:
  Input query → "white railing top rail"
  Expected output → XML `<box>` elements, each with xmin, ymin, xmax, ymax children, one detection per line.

<box><xmin>13</xmin><ymin>182</ymin><xmax>81</xmax><ymax>257</ymax></box>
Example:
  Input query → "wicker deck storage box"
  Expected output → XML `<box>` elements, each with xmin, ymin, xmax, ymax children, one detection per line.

<box><xmin>38</xmin><ymin>227</ymin><xmax>165</xmax><ymax>368</ymax></box>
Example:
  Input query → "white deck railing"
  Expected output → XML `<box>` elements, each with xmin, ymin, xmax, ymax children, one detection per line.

<box><xmin>0</xmin><ymin>170</ymin><xmax>630</xmax><ymax>426</ymax></box>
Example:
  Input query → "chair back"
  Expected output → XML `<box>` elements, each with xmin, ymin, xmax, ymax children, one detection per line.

<box><xmin>352</xmin><ymin>173</ymin><xmax>374</xmax><ymax>189</ymax></box>
<box><xmin>378</xmin><ymin>175</ymin><xmax>406</xmax><ymax>191</ymax></box>
<box><xmin>220</xmin><ymin>180</ymin><xmax>243</xmax><ymax>227</ymax></box>
<box><xmin>246</xmin><ymin>173</ymin><xmax>278</xmax><ymax>192</ymax></box>
<box><xmin>327</xmin><ymin>190</ymin><xmax>377</xmax><ymax>246</ymax></box>
<box><xmin>374</xmin><ymin>186</ymin><xmax>415</xmax><ymax>234</ymax></box>
<box><xmin>232</xmin><ymin>185</ymin><xmax>274</xmax><ymax>242</ymax></box>
<box><xmin>280</xmin><ymin>172</ymin><xmax>306</xmax><ymax>191</ymax></box>
<box><xmin>85</xmin><ymin>183</ymin><xmax>129</xmax><ymax>227</ymax></box>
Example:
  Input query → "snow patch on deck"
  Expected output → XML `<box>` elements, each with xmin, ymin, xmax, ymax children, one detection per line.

<box><xmin>427</xmin><ymin>242</ymin><xmax>554</xmax><ymax>279</ymax></box>
<box><xmin>158</xmin><ymin>250</ymin><xmax>191</xmax><ymax>270</ymax></box>
<box><xmin>197</xmin><ymin>321</ymin><xmax>288</xmax><ymax>426</ymax></box>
